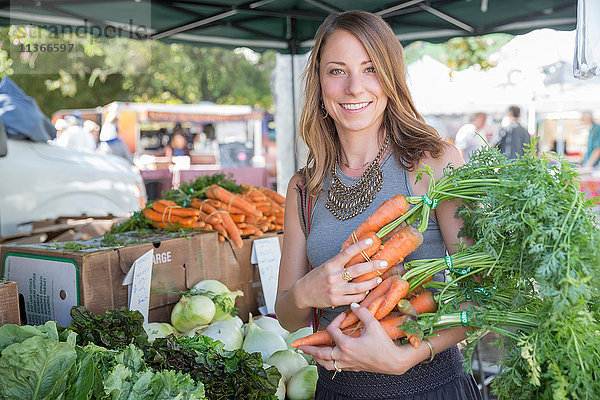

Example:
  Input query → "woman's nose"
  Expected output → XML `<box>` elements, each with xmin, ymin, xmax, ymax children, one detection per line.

<box><xmin>345</xmin><ymin>73</ymin><xmax>364</xmax><ymax>96</ymax></box>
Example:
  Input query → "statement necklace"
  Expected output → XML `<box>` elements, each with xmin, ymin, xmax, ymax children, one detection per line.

<box><xmin>325</xmin><ymin>136</ymin><xmax>389</xmax><ymax>220</ymax></box>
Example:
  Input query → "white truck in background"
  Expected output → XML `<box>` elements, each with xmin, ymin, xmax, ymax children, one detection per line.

<box><xmin>0</xmin><ymin>121</ymin><xmax>146</xmax><ymax>239</ymax></box>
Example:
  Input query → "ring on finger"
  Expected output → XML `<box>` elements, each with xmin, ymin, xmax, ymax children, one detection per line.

<box><xmin>341</xmin><ymin>269</ymin><xmax>352</xmax><ymax>281</ymax></box>
<box><xmin>333</xmin><ymin>359</ymin><xmax>342</xmax><ymax>373</ymax></box>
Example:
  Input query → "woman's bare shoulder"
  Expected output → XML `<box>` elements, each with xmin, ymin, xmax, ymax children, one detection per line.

<box><xmin>420</xmin><ymin>142</ymin><xmax>464</xmax><ymax>180</ymax></box>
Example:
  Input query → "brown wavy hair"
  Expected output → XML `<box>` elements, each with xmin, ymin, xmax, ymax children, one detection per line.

<box><xmin>298</xmin><ymin>10</ymin><xmax>445</xmax><ymax>195</ymax></box>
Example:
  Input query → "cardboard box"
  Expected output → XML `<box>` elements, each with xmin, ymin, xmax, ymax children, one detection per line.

<box><xmin>1</xmin><ymin>231</ymin><xmax>283</xmax><ymax>327</ymax></box>
<box><xmin>0</xmin><ymin>281</ymin><xmax>20</xmax><ymax>326</ymax></box>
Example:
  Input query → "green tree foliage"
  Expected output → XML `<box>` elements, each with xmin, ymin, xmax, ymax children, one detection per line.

<box><xmin>0</xmin><ymin>26</ymin><xmax>276</xmax><ymax>116</ymax></box>
<box><xmin>404</xmin><ymin>34</ymin><xmax>513</xmax><ymax>72</ymax></box>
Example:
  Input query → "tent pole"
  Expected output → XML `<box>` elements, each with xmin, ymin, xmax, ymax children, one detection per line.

<box><xmin>289</xmin><ymin>17</ymin><xmax>299</xmax><ymax>172</ymax></box>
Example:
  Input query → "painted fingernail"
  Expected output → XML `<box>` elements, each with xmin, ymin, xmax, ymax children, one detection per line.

<box><xmin>379</xmin><ymin>260</ymin><xmax>388</xmax><ymax>267</ymax></box>
<box><xmin>351</xmin><ymin>302</ymin><xmax>360</xmax><ymax>308</ymax></box>
<box><xmin>364</xmin><ymin>238</ymin><xmax>373</xmax><ymax>245</ymax></box>
<box><xmin>376</xmin><ymin>277</ymin><xmax>383</xmax><ymax>284</ymax></box>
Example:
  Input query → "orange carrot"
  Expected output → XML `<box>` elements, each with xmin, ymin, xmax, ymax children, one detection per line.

<box><xmin>409</xmin><ymin>290</ymin><xmax>438</xmax><ymax>314</ymax></box>
<box><xmin>396</xmin><ymin>299</ymin><xmax>418</xmax><ymax>317</ymax></box>
<box><xmin>151</xmin><ymin>221</ymin><xmax>199</xmax><ymax>230</ymax></box>
<box><xmin>374</xmin><ymin>277</ymin><xmax>410</xmax><ymax>319</ymax></box>
<box><xmin>257</xmin><ymin>205</ymin><xmax>272</xmax><ymax>214</ymax></box>
<box><xmin>291</xmin><ymin>315</ymin><xmax>410</xmax><ymax>348</ymax></box>
<box><xmin>343</xmin><ymin>231</ymin><xmax>382</xmax><ymax>269</ymax></box>
<box><xmin>405</xmin><ymin>285</ymin><xmax>425</xmax><ymax>300</ymax></box>
<box><xmin>230</xmin><ymin>214</ymin><xmax>245</xmax><ymax>223</ymax></box>
<box><xmin>341</xmin><ymin>195</ymin><xmax>410</xmax><ymax>250</ymax></box>
<box><xmin>220</xmin><ymin>212</ymin><xmax>243</xmax><ymax>248</ymax></box>
<box><xmin>240</xmin><ymin>227</ymin><xmax>257</xmax><ymax>236</ymax></box>
<box><xmin>242</xmin><ymin>184</ymin><xmax>286</xmax><ymax>205</ymax></box>
<box><xmin>380</xmin><ymin>221</ymin><xmax>407</xmax><ymax>243</ymax></box>
<box><xmin>197</xmin><ymin>199</ymin><xmax>247</xmax><ymax>215</ymax></box>
<box><xmin>143</xmin><ymin>207</ymin><xmax>195</xmax><ymax>226</ymax></box>
<box><xmin>352</xmin><ymin>226</ymin><xmax>423</xmax><ymax>283</ymax></box>
<box><xmin>405</xmin><ymin>276</ymin><xmax>433</xmax><ymax>298</ymax></box>
<box><xmin>340</xmin><ymin>275</ymin><xmax>394</xmax><ymax>329</ymax></box>
<box><xmin>380</xmin><ymin>262</ymin><xmax>406</xmax><ymax>280</ymax></box>
<box><xmin>198</xmin><ymin>201</ymin><xmax>243</xmax><ymax>248</ymax></box>
<box><xmin>367</xmin><ymin>295</ymin><xmax>385</xmax><ymax>316</ymax></box>
<box><xmin>198</xmin><ymin>210</ymin><xmax>222</xmax><ymax>227</ymax></box>
<box><xmin>206</xmin><ymin>185</ymin><xmax>261</xmax><ymax>217</ymax></box>
<box><xmin>261</xmin><ymin>188</ymin><xmax>286</xmax><ymax>205</ymax></box>
<box><xmin>152</xmin><ymin>200</ymin><xmax>200</xmax><ymax>218</ymax></box>
<box><xmin>409</xmin><ymin>335</ymin><xmax>421</xmax><ymax>348</ymax></box>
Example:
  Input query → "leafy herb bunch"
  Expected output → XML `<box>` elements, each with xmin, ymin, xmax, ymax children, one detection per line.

<box><xmin>147</xmin><ymin>335</ymin><xmax>281</xmax><ymax>399</ymax></box>
<box><xmin>447</xmin><ymin>144</ymin><xmax>600</xmax><ymax>398</ymax></box>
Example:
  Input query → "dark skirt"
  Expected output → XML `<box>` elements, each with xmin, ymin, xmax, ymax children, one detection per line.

<box><xmin>315</xmin><ymin>346</ymin><xmax>482</xmax><ymax>400</ymax></box>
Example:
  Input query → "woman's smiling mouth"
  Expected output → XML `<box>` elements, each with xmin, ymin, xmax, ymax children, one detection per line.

<box><xmin>340</xmin><ymin>101</ymin><xmax>371</xmax><ymax>111</ymax></box>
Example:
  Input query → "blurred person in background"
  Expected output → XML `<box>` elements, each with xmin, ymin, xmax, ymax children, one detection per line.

<box><xmin>54</xmin><ymin>118</ymin><xmax>68</xmax><ymax>141</ymax></box>
<box><xmin>581</xmin><ymin>111</ymin><xmax>600</xmax><ymax>168</ymax></box>
<box><xmin>496</xmin><ymin>106</ymin><xmax>531</xmax><ymax>159</ymax></box>
<box><xmin>98</xmin><ymin>112</ymin><xmax>134</xmax><ymax>164</ymax></box>
<box><xmin>164</xmin><ymin>133</ymin><xmax>190</xmax><ymax>157</ymax></box>
<box><xmin>56</xmin><ymin>114</ymin><xmax>96</xmax><ymax>152</ymax></box>
<box><xmin>454</xmin><ymin>112</ymin><xmax>488</xmax><ymax>161</ymax></box>
<box><xmin>83</xmin><ymin>120</ymin><xmax>100</xmax><ymax>148</ymax></box>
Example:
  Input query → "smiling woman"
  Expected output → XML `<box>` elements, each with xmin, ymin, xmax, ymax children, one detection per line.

<box><xmin>274</xmin><ymin>10</ymin><xmax>481</xmax><ymax>400</ymax></box>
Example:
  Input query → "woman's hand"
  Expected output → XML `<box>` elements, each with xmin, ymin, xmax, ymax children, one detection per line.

<box><xmin>299</xmin><ymin>304</ymin><xmax>414</xmax><ymax>375</ymax></box>
<box><xmin>293</xmin><ymin>239</ymin><xmax>387</xmax><ymax>310</ymax></box>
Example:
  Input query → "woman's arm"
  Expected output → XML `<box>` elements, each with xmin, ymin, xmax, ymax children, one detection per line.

<box><xmin>275</xmin><ymin>174</ymin><xmax>384</xmax><ymax>332</ymax></box>
<box><xmin>274</xmin><ymin>173</ymin><xmax>313</xmax><ymax>331</ymax></box>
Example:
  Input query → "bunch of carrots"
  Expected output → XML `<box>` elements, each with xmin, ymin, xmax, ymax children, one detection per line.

<box><xmin>292</xmin><ymin>194</ymin><xmax>439</xmax><ymax>349</ymax></box>
<box><xmin>141</xmin><ymin>184</ymin><xmax>285</xmax><ymax>248</ymax></box>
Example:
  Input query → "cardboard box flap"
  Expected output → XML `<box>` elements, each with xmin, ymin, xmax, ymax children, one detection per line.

<box><xmin>118</xmin><ymin>238</ymin><xmax>193</xmax><ymax>310</ymax></box>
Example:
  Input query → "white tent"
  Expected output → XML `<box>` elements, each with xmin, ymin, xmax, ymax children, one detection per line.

<box><xmin>409</xmin><ymin>29</ymin><xmax>600</xmax><ymax>116</ymax></box>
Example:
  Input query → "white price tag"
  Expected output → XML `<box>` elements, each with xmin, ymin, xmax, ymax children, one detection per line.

<box><xmin>122</xmin><ymin>249</ymin><xmax>154</xmax><ymax>322</ymax></box>
<box><xmin>251</xmin><ymin>237</ymin><xmax>281</xmax><ymax>314</ymax></box>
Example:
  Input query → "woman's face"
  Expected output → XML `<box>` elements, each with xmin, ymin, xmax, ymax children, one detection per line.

<box><xmin>319</xmin><ymin>29</ymin><xmax>388</xmax><ymax>136</ymax></box>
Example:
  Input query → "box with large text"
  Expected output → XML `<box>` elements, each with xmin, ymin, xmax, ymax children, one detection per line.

<box><xmin>1</xmin><ymin>231</ymin><xmax>283</xmax><ymax>326</ymax></box>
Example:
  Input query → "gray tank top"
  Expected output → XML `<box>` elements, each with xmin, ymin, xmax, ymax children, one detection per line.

<box><xmin>305</xmin><ymin>152</ymin><xmax>467</xmax><ymax>398</ymax></box>
<box><xmin>307</xmin><ymin>152</ymin><xmax>447</xmax><ymax>325</ymax></box>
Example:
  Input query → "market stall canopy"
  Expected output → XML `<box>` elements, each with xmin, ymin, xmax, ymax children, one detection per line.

<box><xmin>109</xmin><ymin>102</ymin><xmax>264</xmax><ymax>123</ymax></box>
<box><xmin>0</xmin><ymin>0</ymin><xmax>576</xmax><ymax>52</ymax></box>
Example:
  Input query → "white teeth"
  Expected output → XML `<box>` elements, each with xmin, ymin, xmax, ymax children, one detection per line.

<box><xmin>341</xmin><ymin>102</ymin><xmax>369</xmax><ymax>110</ymax></box>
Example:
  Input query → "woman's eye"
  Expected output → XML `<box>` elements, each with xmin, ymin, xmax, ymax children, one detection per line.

<box><xmin>365</xmin><ymin>66</ymin><xmax>376</xmax><ymax>73</ymax></box>
<box><xmin>330</xmin><ymin>68</ymin><xmax>344</xmax><ymax>75</ymax></box>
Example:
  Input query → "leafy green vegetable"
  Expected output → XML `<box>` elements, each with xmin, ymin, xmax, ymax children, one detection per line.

<box><xmin>68</xmin><ymin>306</ymin><xmax>148</xmax><ymax>350</ymax></box>
<box><xmin>0</xmin><ymin>320</ymin><xmax>59</xmax><ymax>352</ymax></box>
<box><xmin>99</xmin><ymin>345</ymin><xmax>206</xmax><ymax>400</ymax></box>
<box><xmin>147</xmin><ymin>335</ymin><xmax>281</xmax><ymax>399</ymax></box>
<box><xmin>162</xmin><ymin>173</ymin><xmax>242</xmax><ymax>206</ymax></box>
<box><xmin>0</xmin><ymin>336</ymin><xmax>77</xmax><ymax>399</ymax></box>
<box><xmin>111</xmin><ymin>211</ymin><xmax>154</xmax><ymax>234</ymax></box>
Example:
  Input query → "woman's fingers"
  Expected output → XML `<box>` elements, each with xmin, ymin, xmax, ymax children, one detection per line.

<box><xmin>326</xmin><ymin>308</ymin><xmax>350</xmax><ymax>342</ymax></box>
<box><xmin>346</xmin><ymin>303</ymin><xmax>379</xmax><ymax>331</ymax></box>
<box><xmin>333</xmin><ymin>238</ymin><xmax>376</xmax><ymax>267</ymax></box>
<box><xmin>347</xmin><ymin>259</ymin><xmax>388</xmax><ymax>280</ymax></box>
